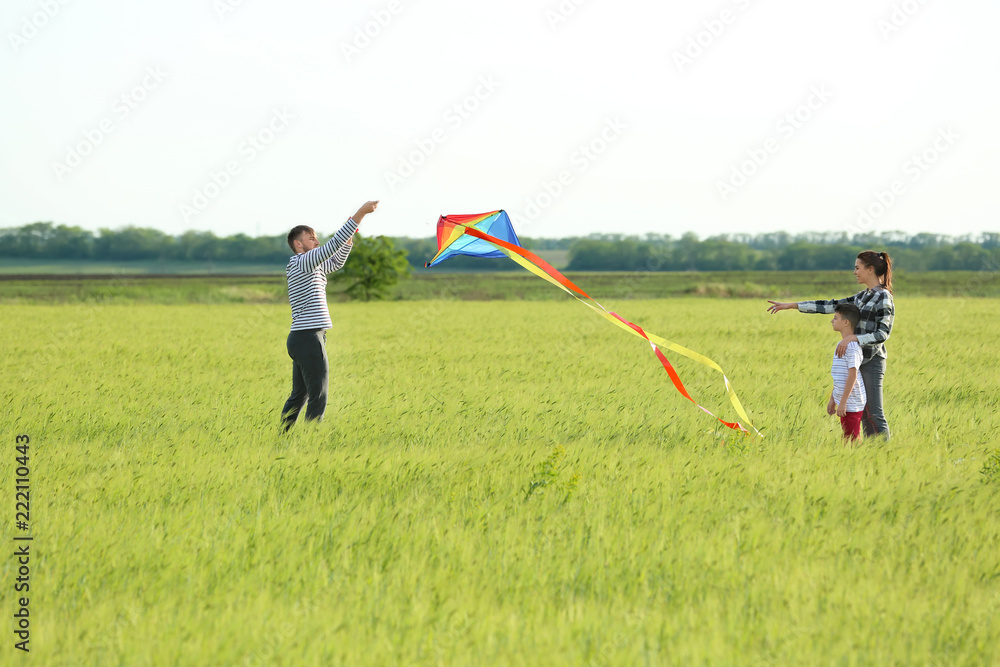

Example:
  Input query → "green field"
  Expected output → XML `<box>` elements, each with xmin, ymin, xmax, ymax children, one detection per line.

<box><xmin>2</xmin><ymin>297</ymin><xmax>999</xmax><ymax>665</ymax></box>
<box><xmin>2</xmin><ymin>269</ymin><xmax>999</xmax><ymax>304</ymax></box>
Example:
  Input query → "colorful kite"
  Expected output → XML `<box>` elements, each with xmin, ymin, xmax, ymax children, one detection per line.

<box><xmin>427</xmin><ymin>210</ymin><xmax>761</xmax><ymax>437</ymax></box>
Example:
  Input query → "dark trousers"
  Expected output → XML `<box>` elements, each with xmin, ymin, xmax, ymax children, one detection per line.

<box><xmin>281</xmin><ymin>329</ymin><xmax>328</xmax><ymax>431</ymax></box>
<box><xmin>860</xmin><ymin>356</ymin><xmax>890</xmax><ymax>439</ymax></box>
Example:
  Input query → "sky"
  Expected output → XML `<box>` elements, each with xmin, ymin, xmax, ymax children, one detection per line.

<box><xmin>1</xmin><ymin>0</ymin><xmax>998</xmax><ymax>241</ymax></box>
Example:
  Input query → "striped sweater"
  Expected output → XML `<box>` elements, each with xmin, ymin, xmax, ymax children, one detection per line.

<box><xmin>286</xmin><ymin>218</ymin><xmax>357</xmax><ymax>331</ymax></box>
<box><xmin>831</xmin><ymin>340</ymin><xmax>867</xmax><ymax>411</ymax></box>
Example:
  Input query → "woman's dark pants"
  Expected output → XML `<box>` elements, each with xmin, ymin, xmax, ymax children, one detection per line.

<box><xmin>860</xmin><ymin>356</ymin><xmax>890</xmax><ymax>440</ymax></box>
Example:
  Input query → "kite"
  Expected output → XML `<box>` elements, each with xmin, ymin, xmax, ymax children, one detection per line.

<box><xmin>426</xmin><ymin>210</ymin><xmax>761</xmax><ymax>437</ymax></box>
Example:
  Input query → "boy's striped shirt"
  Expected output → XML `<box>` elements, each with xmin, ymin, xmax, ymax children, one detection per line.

<box><xmin>286</xmin><ymin>218</ymin><xmax>357</xmax><ymax>331</ymax></box>
<box><xmin>831</xmin><ymin>340</ymin><xmax>867</xmax><ymax>412</ymax></box>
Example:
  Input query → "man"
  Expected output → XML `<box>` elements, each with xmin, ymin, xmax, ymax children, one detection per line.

<box><xmin>280</xmin><ymin>200</ymin><xmax>379</xmax><ymax>431</ymax></box>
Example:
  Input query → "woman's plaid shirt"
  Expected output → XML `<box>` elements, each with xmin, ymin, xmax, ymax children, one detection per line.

<box><xmin>798</xmin><ymin>286</ymin><xmax>895</xmax><ymax>361</ymax></box>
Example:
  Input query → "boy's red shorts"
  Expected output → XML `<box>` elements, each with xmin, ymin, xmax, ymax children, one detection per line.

<box><xmin>840</xmin><ymin>411</ymin><xmax>863</xmax><ymax>440</ymax></box>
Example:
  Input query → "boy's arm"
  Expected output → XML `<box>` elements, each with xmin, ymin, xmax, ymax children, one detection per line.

<box><xmin>827</xmin><ymin>392</ymin><xmax>836</xmax><ymax>415</ymax></box>
<box><xmin>837</xmin><ymin>368</ymin><xmax>857</xmax><ymax>417</ymax></box>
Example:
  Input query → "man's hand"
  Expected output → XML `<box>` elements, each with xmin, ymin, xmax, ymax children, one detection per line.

<box><xmin>835</xmin><ymin>334</ymin><xmax>858</xmax><ymax>358</ymax></box>
<box><xmin>766</xmin><ymin>300</ymin><xmax>796</xmax><ymax>314</ymax></box>
<box><xmin>827</xmin><ymin>395</ymin><xmax>836</xmax><ymax>416</ymax></box>
<box><xmin>353</xmin><ymin>200</ymin><xmax>379</xmax><ymax>223</ymax></box>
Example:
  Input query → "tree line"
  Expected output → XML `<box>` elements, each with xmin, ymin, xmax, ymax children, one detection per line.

<box><xmin>1</xmin><ymin>222</ymin><xmax>997</xmax><ymax>271</ymax></box>
<box><xmin>561</xmin><ymin>232</ymin><xmax>1000</xmax><ymax>272</ymax></box>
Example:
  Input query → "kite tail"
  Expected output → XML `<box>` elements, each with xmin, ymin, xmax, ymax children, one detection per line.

<box><xmin>451</xmin><ymin>221</ymin><xmax>762</xmax><ymax>438</ymax></box>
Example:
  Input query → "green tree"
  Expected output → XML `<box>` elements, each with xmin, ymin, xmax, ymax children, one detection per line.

<box><xmin>49</xmin><ymin>224</ymin><xmax>95</xmax><ymax>259</ymax></box>
<box><xmin>332</xmin><ymin>234</ymin><xmax>411</xmax><ymax>301</ymax></box>
<box><xmin>0</xmin><ymin>221</ymin><xmax>87</xmax><ymax>257</ymax></box>
<box><xmin>673</xmin><ymin>232</ymin><xmax>700</xmax><ymax>271</ymax></box>
<box><xmin>176</xmin><ymin>230</ymin><xmax>221</xmax><ymax>261</ymax></box>
<box><xmin>94</xmin><ymin>226</ymin><xmax>173</xmax><ymax>260</ymax></box>
<box><xmin>696</xmin><ymin>238</ymin><xmax>756</xmax><ymax>270</ymax></box>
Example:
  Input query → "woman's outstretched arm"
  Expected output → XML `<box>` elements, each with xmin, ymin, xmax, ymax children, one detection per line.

<box><xmin>768</xmin><ymin>292</ymin><xmax>861</xmax><ymax>315</ymax></box>
<box><xmin>766</xmin><ymin>300</ymin><xmax>798</xmax><ymax>314</ymax></box>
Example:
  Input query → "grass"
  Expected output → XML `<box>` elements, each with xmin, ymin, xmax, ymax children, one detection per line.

<box><xmin>1</xmin><ymin>298</ymin><xmax>999</xmax><ymax>665</ymax></box>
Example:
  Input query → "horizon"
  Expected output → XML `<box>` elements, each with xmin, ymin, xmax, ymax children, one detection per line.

<box><xmin>3</xmin><ymin>218</ymin><xmax>997</xmax><ymax>245</ymax></box>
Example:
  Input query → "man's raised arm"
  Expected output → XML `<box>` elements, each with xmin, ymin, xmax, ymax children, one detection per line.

<box><xmin>294</xmin><ymin>201</ymin><xmax>379</xmax><ymax>274</ymax></box>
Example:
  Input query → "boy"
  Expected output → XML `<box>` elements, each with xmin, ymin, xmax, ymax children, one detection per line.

<box><xmin>828</xmin><ymin>303</ymin><xmax>867</xmax><ymax>440</ymax></box>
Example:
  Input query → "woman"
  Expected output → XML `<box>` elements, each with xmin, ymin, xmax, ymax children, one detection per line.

<box><xmin>766</xmin><ymin>251</ymin><xmax>895</xmax><ymax>439</ymax></box>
